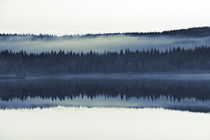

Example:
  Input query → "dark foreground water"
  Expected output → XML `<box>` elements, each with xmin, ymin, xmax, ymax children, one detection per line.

<box><xmin>1</xmin><ymin>74</ymin><xmax>210</xmax><ymax>112</ymax></box>
<box><xmin>1</xmin><ymin>74</ymin><xmax>210</xmax><ymax>140</ymax></box>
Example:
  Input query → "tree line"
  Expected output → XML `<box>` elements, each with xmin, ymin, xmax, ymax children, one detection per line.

<box><xmin>0</xmin><ymin>46</ymin><xmax>210</xmax><ymax>74</ymax></box>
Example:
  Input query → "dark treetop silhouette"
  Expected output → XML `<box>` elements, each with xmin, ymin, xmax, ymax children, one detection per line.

<box><xmin>0</xmin><ymin>46</ymin><xmax>210</xmax><ymax>74</ymax></box>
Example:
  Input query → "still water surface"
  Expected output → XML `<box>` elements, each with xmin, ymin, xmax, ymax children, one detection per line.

<box><xmin>1</xmin><ymin>75</ymin><xmax>210</xmax><ymax>112</ymax></box>
<box><xmin>1</xmin><ymin>75</ymin><xmax>210</xmax><ymax>139</ymax></box>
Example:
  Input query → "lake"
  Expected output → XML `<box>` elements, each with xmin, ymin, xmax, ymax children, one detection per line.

<box><xmin>1</xmin><ymin>74</ymin><xmax>210</xmax><ymax>112</ymax></box>
<box><xmin>1</xmin><ymin>74</ymin><xmax>210</xmax><ymax>139</ymax></box>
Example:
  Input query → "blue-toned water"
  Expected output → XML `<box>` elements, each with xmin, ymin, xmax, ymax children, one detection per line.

<box><xmin>1</xmin><ymin>74</ymin><xmax>210</xmax><ymax>112</ymax></box>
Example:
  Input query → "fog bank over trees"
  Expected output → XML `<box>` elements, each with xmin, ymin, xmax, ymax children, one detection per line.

<box><xmin>0</xmin><ymin>27</ymin><xmax>210</xmax><ymax>53</ymax></box>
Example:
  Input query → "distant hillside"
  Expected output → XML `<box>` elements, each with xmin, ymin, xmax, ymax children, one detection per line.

<box><xmin>161</xmin><ymin>27</ymin><xmax>210</xmax><ymax>37</ymax></box>
<box><xmin>0</xmin><ymin>27</ymin><xmax>210</xmax><ymax>40</ymax></box>
<box><xmin>122</xmin><ymin>27</ymin><xmax>210</xmax><ymax>37</ymax></box>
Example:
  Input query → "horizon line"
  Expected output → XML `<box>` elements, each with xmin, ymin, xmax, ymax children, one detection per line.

<box><xmin>0</xmin><ymin>26</ymin><xmax>210</xmax><ymax>37</ymax></box>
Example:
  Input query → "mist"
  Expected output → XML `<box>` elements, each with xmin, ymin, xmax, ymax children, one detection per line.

<box><xmin>1</xmin><ymin>35</ymin><xmax>210</xmax><ymax>52</ymax></box>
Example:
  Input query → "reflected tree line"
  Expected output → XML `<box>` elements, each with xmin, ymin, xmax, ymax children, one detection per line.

<box><xmin>1</xmin><ymin>46</ymin><xmax>210</xmax><ymax>74</ymax></box>
<box><xmin>0</xmin><ymin>79</ymin><xmax>210</xmax><ymax>101</ymax></box>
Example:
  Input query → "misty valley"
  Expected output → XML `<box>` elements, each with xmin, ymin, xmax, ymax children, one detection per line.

<box><xmin>1</xmin><ymin>0</ymin><xmax>210</xmax><ymax>139</ymax></box>
<box><xmin>1</xmin><ymin>28</ymin><xmax>210</xmax><ymax>140</ymax></box>
<box><xmin>1</xmin><ymin>28</ymin><xmax>210</xmax><ymax>113</ymax></box>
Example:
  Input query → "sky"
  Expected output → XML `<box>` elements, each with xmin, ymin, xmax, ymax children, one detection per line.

<box><xmin>0</xmin><ymin>0</ymin><xmax>210</xmax><ymax>35</ymax></box>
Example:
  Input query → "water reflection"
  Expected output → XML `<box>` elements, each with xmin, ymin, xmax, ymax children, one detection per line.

<box><xmin>1</xmin><ymin>78</ymin><xmax>210</xmax><ymax>112</ymax></box>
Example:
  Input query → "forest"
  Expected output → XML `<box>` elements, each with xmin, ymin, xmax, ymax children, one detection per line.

<box><xmin>0</xmin><ymin>46</ymin><xmax>210</xmax><ymax>74</ymax></box>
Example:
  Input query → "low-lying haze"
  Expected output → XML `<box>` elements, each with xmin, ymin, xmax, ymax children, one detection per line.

<box><xmin>0</xmin><ymin>35</ymin><xmax>210</xmax><ymax>52</ymax></box>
